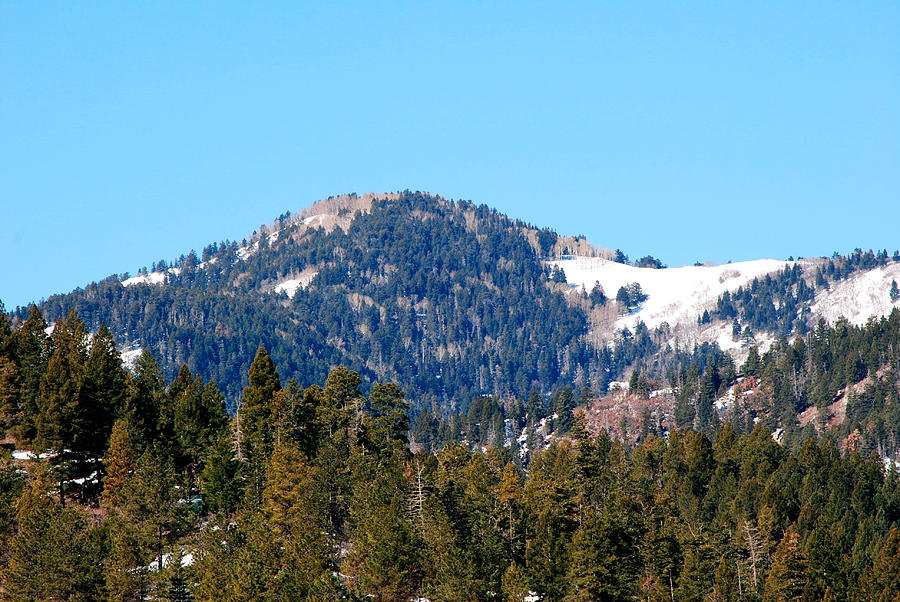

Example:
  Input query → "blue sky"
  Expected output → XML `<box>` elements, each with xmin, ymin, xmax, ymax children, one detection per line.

<box><xmin>2</xmin><ymin>2</ymin><xmax>898</xmax><ymax>310</ymax></box>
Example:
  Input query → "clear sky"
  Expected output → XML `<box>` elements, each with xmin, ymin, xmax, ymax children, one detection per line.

<box><xmin>2</xmin><ymin>2</ymin><xmax>898</xmax><ymax>310</ymax></box>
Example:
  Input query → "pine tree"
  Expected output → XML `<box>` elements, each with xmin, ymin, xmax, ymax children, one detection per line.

<box><xmin>239</xmin><ymin>347</ymin><xmax>281</xmax><ymax>500</ymax></box>
<box><xmin>0</xmin><ymin>299</ymin><xmax>12</xmax><ymax>358</ymax></box>
<box><xmin>127</xmin><ymin>442</ymin><xmax>179</xmax><ymax>574</ymax></box>
<box><xmin>262</xmin><ymin>440</ymin><xmax>329</xmax><ymax>594</ymax></box>
<box><xmin>501</xmin><ymin>563</ymin><xmax>530</xmax><ymax>602</ymax></box>
<box><xmin>104</xmin><ymin>512</ymin><xmax>152</xmax><ymax>601</ymax></box>
<box><xmin>166</xmin><ymin>548</ymin><xmax>195</xmax><ymax>602</ymax></box>
<box><xmin>11</xmin><ymin>305</ymin><xmax>48</xmax><ymax>443</ymax></box>
<box><xmin>200</xmin><ymin>380</ymin><xmax>229</xmax><ymax>444</ymax></box>
<box><xmin>127</xmin><ymin>350</ymin><xmax>168</xmax><ymax>449</ymax></box>
<box><xmin>564</xmin><ymin>508</ymin><xmax>640</xmax><ymax>601</ymax></box>
<box><xmin>103</xmin><ymin>417</ymin><xmax>138</xmax><ymax>509</ymax></box>
<box><xmin>289</xmin><ymin>379</ymin><xmax>319</xmax><ymax>458</ymax></box>
<box><xmin>497</xmin><ymin>462</ymin><xmax>523</xmax><ymax>560</ymax></box>
<box><xmin>200</xmin><ymin>433</ymin><xmax>243</xmax><ymax>515</ymax></box>
<box><xmin>553</xmin><ymin>385</ymin><xmax>575</xmax><ymax>434</ymax></box>
<box><xmin>347</xmin><ymin>463</ymin><xmax>422</xmax><ymax>599</ymax></box>
<box><xmin>763</xmin><ymin>525</ymin><xmax>808</xmax><ymax>601</ymax></box>
<box><xmin>2</xmin><ymin>464</ymin><xmax>102</xmax><ymax>599</ymax></box>
<box><xmin>319</xmin><ymin>365</ymin><xmax>362</xmax><ymax>438</ymax></box>
<box><xmin>862</xmin><ymin>527</ymin><xmax>900</xmax><ymax>601</ymax></box>
<box><xmin>35</xmin><ymin>312</ymin><xmax>87</xmax><ymax>454</ymax></box>
<box><xmin>35</xmin><ymin>311</ymin><xmax>90</xmax><ymax>502</ymax></box>
<box><xmin>0</xmin><ymin>356</ymin><xmax>20</xmax><ymax>437</ymax></box>
<box><xmin>697</xmin><ymin>368</ymin><xmax>719</xmax><ymax>436</ymax></box>
<box><xmin>525</xmin><ymin>385</ymin><xmax>544</xmax><ymax>425</ymax></box>
<box><xmin>0</xmin><ymin>460</ymin><xmax>25</xmax><ymax>558</ymax></box>
<box><xmin>369</xmin><ymin>382</ymin><xmax>410</xmax><ymax>455</ymax></box>
<box><xmin>82</xmin><ymin>322</ymin><xmax>128</xmax><ymax>454</ymax></box>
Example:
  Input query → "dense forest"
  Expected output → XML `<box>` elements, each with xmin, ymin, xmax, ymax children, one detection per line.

<box><xmin>3</xmin><ymin>304</ymin><xmax>900</xmax><ymax>600</ymax></box>
<box><xmin>22</xmin><ymin>192</ymin><xmax>616</xmax><ymax>414</ymax></box>
<box><xmin>20</xmin><ymin>193</ymin><xmax>900</xmax><ymax>426</ymax></box>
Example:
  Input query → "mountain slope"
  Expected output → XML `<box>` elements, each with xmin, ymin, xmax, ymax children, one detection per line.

<box><xmin>27</xmin><ymin>192</ymin><xmax>609</xmax><ymax>410</ymax></box>
<box><xmin>17</xmin><ymin>191</ymin><xmax>900</xmax><ymax>414</ymax></box>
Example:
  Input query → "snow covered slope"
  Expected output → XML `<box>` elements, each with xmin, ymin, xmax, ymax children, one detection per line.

<box><xmin>810</xmin><ymin>263</ymin><xmax>900</xmax><ymax>325</ymax></box>
<box><xmin>549</xmin><ymin>256</ymin><xmax>796</xmax><ymax>330</ymax></box>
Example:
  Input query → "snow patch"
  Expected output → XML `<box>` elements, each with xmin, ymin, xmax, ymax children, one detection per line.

<box><xmin>302</xmin><ymin>214</ymin><xmax>328</xmax><ymax>226</ymax></box>
<box><xmin>120</xmin><ymin>347</ymin><xmax>143</xmax><ymax>371</ymax></box>
<box><xmin>122</xmin><ymin>267</ymin><xmax>180</xmax><ymax>287</ymax></box>
<box><xmin>272</xmin><ymin>271</ymin><xmax>318</xmax><ymax>299</ymax></box>
<box><xmin>147</xmin><ymin>551</ymin><xmax>195</xmax><ymax>572</ymax></box>
<box><xmin>549</xmin><ymin>256</ymin><xmax>794</xmax><ymax>331</ymax></box>
<box><xmin>235</xmin><ymin>240</ymin><xmax>260</xmax><ymax>261</ymax></box>
<box><xmin>810</xmin><ymin>263</ymin><xmax>900</xmax><ymax>326</ymax></box>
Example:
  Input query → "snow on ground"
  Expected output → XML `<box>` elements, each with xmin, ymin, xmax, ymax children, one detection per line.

<box><xmin>271</xmin><ymin>269</ymin><xmax>319</xmax><ymax>299</ymax></box>
<box><xmin>121</xmin><ymin>267</ymin><xmax>180</xmax><ymax>287</ymax></box>
<box><xmin>302</xmin><ymin>214</ymin><xmax>328</xmax><ymax>226</ymax></box>
<box><xmin>810</xmin><ymin>263</ymin><xmax>900</xmax><ymax>326</ymax></box>
<box><xmin>11</xmin><ymin>450</ymin><xmax>59</xmax><ymax>460</ymax></box>
<box><xmin>236</xmin><ymin>240</ymin><xmax>260</xmax><ymax>260</ymax></box>
<box><xmin>147</xmin><ymin>551</ymin><xmax>195</xmax><ymax>572</ymax></box>
<box><xmin>119</xmin><ymin>347</ymin><xmax>143</xmax><ymax>371</ymax></box>
<box><xmin>549</xmin><ymin>256</ymin><xmax>795</xmax><ymax>331</ymax></box>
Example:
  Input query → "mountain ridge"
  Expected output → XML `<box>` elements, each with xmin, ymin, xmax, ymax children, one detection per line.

<box><xmin>11</xmin><ymin>191</ymin><xmax>900</xmax><ymax>416</ymax></box>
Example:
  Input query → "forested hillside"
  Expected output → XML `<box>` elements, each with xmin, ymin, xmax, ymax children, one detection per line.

<box><xmin>2</xmin><ymin>305</ymin><xmax>900</xmax><ymax>600</ymax></box>
<box><xmin>17</xmin><ymin>192</ymin><xmax>900</xmax><ymax>424</ymax></box>
<box><xmin>23</xmin><ymin>192</ymin><xmax>616</xmax><ymax>413</ymax></box>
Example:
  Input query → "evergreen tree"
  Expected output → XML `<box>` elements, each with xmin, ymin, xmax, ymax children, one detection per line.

<box><xmin>763</xmin><ymin>525</ymin><xmax>808</xmax><ymax>601</ymax></box>
<box><xmin>525</xmin><ymin>385</ymin><xmax>544</xmax><ymax>425</ymax></box>
<box><xmin>127</xmin><ymin>351</ymin><xmax>168</xmax><ymax>449</ymax></box>
<box><xmin>104</xmin><ymin>512</ymin><xmax>152</xmax><ymax>601</ymax></box>
<box><xmin>0</xmin><ymin>356</ymin><xmax>20</xmax><ymax>438</ymax></box>
<box><xmin>127</xmin><ymin>442</ymin><xmax>179</xmax><ymax>574</ymax></box>
<box><xmin>239</xmin><ymin>347</ymin><xmax>281</xmax><ymax>500</ymax></box>
<box><xmin>368</xmin><ymin>382</ymin><xmax>410</xmax><ymax>455</ymax></box>
<box><xmin>200</xmin><ymin>433</ymin><xmax>243</xmax><ymax>515</ymax></box>
<box><xmin>0</xmin><ymin>299</ymin><xmax>12</xmax><ymax>358</ymax></box>
<box><xmin>35</xmin><ymin>312</ymin><xmax>88</xmax><ymax>455</ymax></box>
<box><xmin>103</xmin><ymin>417</ymin><xmax>138</xmax><ymax>509</ymax></box>
<box><xmin>501</xmin><ymin>563</ymin><xmax>530</xmax><ymax>602</ymax></box>
<box><xmin>564</xmin><ymin>508</ymin><xmax>641</xmax><ymax>601</ymax></box>
<box><xmin>553</xmin><ymin>385</ymin><xmax>575</xmax><ymax>434</ymax></box>
<box><xmin>82</xmin><ymin>322</ymin><xmax>128</xmax><ymax>454</ymax></box>
<box><xmin>2</xmin><ymin>464</ymin><xmax>102</xmax><ymax>599</ymax></box>
<box><xmin>863</xmin><ymin>527</ymin><xmax>900</xmax><ymax>601</ymax></box>
<box><xmin>589</xmin><ymin>282</ymin><xmax>607</xmax><ymax>306</ymax></box>
<box><xmin>262</xmin><ymin>440</ymin><xmax>330</xmax><ymax>595</ymax></box>
<box><xmin>11</xmin><ymin>305</ymin><xmax>48</xmax><ymax>443</ymax></box>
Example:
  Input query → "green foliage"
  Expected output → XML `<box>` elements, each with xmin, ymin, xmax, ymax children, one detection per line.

<box><xmin>2</xmin><ymin>302</ymin><xmax>900</xmax><ymax>600</ymax></box>
<box><xmin>616</xmin><ymin>281</ymin><xmax>648</xmax><ymax>309</ymax></box>
<box><xmin>200</xmin><ymin>433</ymin><xmax>243</xmax><ymax>515</ymax></box>
<box><xmin>3</xmin><ymin>465</ymin><xmax>102</xmax><ymax>599</ymax></box>
<box><xmin>239</xmin><ymin>347</ymin><xmax>282</xmax><ymax>501</ymax></box>
<box><xmin>27</xmin><ymin>193</ymin><xmax>604</xmax><ymax>413</ymax></box>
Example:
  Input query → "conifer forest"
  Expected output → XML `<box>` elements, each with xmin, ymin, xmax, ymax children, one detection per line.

<box><xmin>3</xmin><ymin>299</ymin><xmax>900</xmax><ymax>600</ymax></box>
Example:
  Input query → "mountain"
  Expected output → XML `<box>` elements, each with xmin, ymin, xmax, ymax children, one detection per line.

<box><xmin>24</xmin><ymin>192</ymin><xmax>607</xmax><ymax>411</ymax></box>
<box><xmin>17</xmin><ymin>192</ymin><xmax>900</xmax><ymax>415</ymax></box>
<box><xmin>550</xmin><ymin>253</ymin><xmax>900</xmax><ymax>363</ymax></box>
